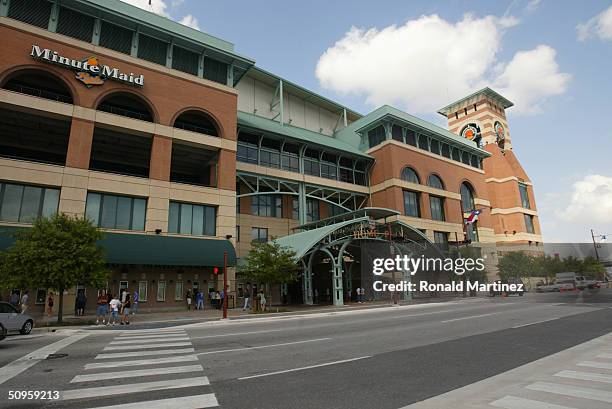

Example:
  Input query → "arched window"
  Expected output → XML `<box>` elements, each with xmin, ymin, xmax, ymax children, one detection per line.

<box><xmin>401</xmin><ymin>167</ymin><xmax>420</xmax><ymax>184</ymax></box>
<box><xmin>97</xmin><ymin>92</ymin><xmax>154</xmax><ymax>122</ymax></box>
<box><xmin>428</xmin><ymin>174</ymin><xmax>444</xmax><ymax>190</ymax></box>
<box><xmin>460</xmin><ymin>182</ymin><xmax>475</xmax><ymax>212</ymax></box>
<box><xmin>173</xmin><ymin>110</ymin><xmax>219</xmax><ymax>137</ymax></box>
<box><xmin>2</xmin><ymin>69</ymin><xmax>73</xmax><ymax>104</ymax></box>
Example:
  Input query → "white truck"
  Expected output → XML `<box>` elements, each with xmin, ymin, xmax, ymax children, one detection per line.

<box><xmin>555</xmin><ymin>272</ymin><xmax>600</xmax><ymax>290</ymax></box>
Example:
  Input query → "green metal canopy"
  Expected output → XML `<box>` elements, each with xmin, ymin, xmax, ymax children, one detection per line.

<box><xmin>0</xmin><ymin>227</ymin><xmax>235</xmax><ymax>267</ymax></box>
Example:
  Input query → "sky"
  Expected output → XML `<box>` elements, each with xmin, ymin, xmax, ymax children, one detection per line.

<box><xmin>123</xmin><ymin>0</ymin><xmax>612</xmax><ymax>243</ymax></box>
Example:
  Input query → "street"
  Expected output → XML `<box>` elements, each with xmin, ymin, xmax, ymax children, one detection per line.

<box><xmin>1</xmin><ymin>290</ymin><xmax>611</xmax><ymax>409</ymax></box>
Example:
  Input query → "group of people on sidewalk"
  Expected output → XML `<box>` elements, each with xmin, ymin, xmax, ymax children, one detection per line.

<box><xmin>242</xmin><ymin>288</ymin><xmax>267</xmax><ymax>312</ymax></box>
<box><xmin>95</xmin><ymin>289</ymin><xmax>138</xmax><ymax>326</ymax></box>
<box><xmin>185</xmin><ymin>289</ymin><xmax>227</xmax><ymax>311</ymax></box>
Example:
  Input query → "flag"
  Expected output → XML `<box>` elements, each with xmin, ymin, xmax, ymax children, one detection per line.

<box><xmin>464</xmin><ymin>209</ymin><xmax>481</xmax><ymax>224</ymax></box>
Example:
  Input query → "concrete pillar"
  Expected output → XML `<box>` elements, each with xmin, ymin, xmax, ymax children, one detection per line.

<box><xmin>149</xmin><ymin>136</ymin><xmax>172</xmax><ymax>181</ymax></box>
<box><xmin>66</xmin><ymin>118</ymin><xmax>94</xmax><ymax>169</ymax></box>
<box><xmin>332</xmin><ymin>264</ymin><xmax>344</xmax><ymax>306</ymax></box>
<box><xmin>217</xmin><ymin>149</ymin><xmax>236</xmax><ymax>190</ymax></box>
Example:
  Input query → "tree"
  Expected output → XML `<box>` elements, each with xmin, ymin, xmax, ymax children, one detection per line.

<box><xmin>0</xmin><ymin>214</ymin><xmax>108</xmax><ymax>323</ymax></box>
<box><xmin>497</xmin><ymin>251</ymin><xmax>534</xmax><ymax>279</ymax></box>
<box><xmin>239</xmin><ymin>241</ymin><xmax>300</xmax><ymax>306</ymax></box>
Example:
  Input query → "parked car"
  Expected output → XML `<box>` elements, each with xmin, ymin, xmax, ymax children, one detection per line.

<box><xmin>0</xmin><ymin>302</ymin><xmax>34</xmax><ymax>335</ymax></box>
<box><xmin>0</xmin><ymin>322</ymin><xmax>6</xmax><ymax>341</ymax></box>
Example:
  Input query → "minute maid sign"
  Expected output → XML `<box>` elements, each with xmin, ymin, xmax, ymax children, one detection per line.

<box><xmin>30</xmin><ymin>45</ymin><xmax>144</xmax><ymax>88</ymax></box>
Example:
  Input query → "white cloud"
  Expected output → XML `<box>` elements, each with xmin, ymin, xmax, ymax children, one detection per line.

<box><xmin>120</xmin><ymin>0</ymin><xmax>169</xmax><ymax>17</ymax></box>
<box><xmin>526</xmin><ymin>0</ymin><xmax>542</xmax><ymax>12</ymax></box>
<box><xmin>316</xmin><ymin>13</ymin><xmax>570</xmax><ymax>115</ymax></box>
<box><xmin>179</xmin><ymin>14</ymin><xmax>200</xmax><ymax>30</ymax></box>
<box><xmin>492</xmin><ymin>45</ymin><xmax>570</xmax><ymax>114</ymax></box>
<box><xmin>577</xmin><ymin>5</ymin><xmax>612</xmax><ymax>41</ymax></box>
<box><xmin>558</xmin><ymin>175</ymin><xmax>612</xmax><ymax>224</ymax></box>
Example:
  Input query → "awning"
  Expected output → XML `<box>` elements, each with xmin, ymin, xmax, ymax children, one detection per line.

<box><xmin>0</xmin><ymin>227</ymin><xmax>236</xmax><ymax>267</ymax></box>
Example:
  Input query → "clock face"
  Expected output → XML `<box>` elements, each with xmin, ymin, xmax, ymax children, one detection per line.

<box><xmin>494</xmin><ymin>121</ymin><xmax>505</xmax><ymax>140</ymax></box>
<box><xmin>461</xmin><ymin>124</ymin><xmax>479</xmax><ymax>140</ymax></box>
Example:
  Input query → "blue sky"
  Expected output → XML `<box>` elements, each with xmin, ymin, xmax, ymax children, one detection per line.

<box><xmin>126</xmin><ymin>0</ymin><xmax>612</xmax><ymax>243</ymax></box>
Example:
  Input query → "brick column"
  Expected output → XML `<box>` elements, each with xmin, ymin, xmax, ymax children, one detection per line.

<box><xmin>149</xmin><ymin>135</ymin><xmax>172</xmax><ymax>181</ymax></box>
<box><xmin>217</xmin><ymin>148</ymin><xmax>236</xmax><ymax>190</ymax></box>
<box><xmin>66</xmin><ymin>118</ymin><xmax>94</xmax><ymax>169</ymax></box>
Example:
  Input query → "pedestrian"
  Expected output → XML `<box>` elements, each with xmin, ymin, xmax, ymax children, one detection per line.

<box><xmin>108</xmin><ymin>295</ymin><xmax>121</xmax><ymax>326</ymax></box>
<box><xmin>46</xmin><ymin>292</ymin><xmax>54</xmax><ymax>317</ymax></box>
<box><xmin>120</xmin><ymin>289</ymin><xmax>127</xmax><ymax>304</ymax></box>
<box><xmin>214</xmin><ymin>291</ymin><xmax>221</xmax><ymax>309</ymax></box>
<box><xmin>132</xmin><ymin>290</ymin><xmax>139</xmax><ymax>315</ymax></box>
<box><xmin>243</xmin><ymin>288</ymin><xmax>251</xmax><ymax>311</ymax></box>
<box><xmin>76</xmin><ymin>291</ymin><xmax>87</xmax><ymax>316</ymax></box>
<box><xmin>360</xmin><ymin>287</ymin><xmax>366</xmax><ymax>303</ymax></box>
<box><xmin>20</xmin><ymin>290</ymin><xmax>29</xmax><ymax>314</ymax></box>
<box><xmin>96</xmin><ymin>290</ymin><xmax>107</xmax><ymax>325</ymax></box>
<box><xmin>121</xmin><ymin>293</ymin><xmax>131</xmax><ymax>325</ymax></box>
<box><xmin>9</xmin><ymin>291</ymin><xmax>19</xmax><ymax>308</ymax></box>
<box><xmin>186</xmin><ymin>290</ymin><xmax>192</xmax><ymax>311</ymax></box>
<box><xmin>259</xmin><ymin>289</ymin><xmax>267</xmax><ymax>312</ymax></box>
<box><xmin>196</xmin><ymin>290</ymin><xmax>204</xmax><ymax>310</ymax></box>
<box><xmin>220</xmin><ymin>288</ymin><xmax>225</xmax><ymax>309</ymax></box>
<box><xmin>355</xmin><ymin>287</ymin><xmax>361</xmax><ymax>303</ymax></box>
<box><xmin>106</xmin><ymin>290</ymin><xmax>112</xmax><ymax>322</ymax></box>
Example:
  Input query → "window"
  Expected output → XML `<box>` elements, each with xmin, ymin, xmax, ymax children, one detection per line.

<box><xmin>452</xmin><ymin>148</ymin><xmax>461</xmax><ymax>162</ymax></box>
<box><xmin>441</xmin><ymin>144</ymin><xmax>450</xmax><ymax>158</ymax></box>
<box><xmin>260</xmin><ymin>138</ymin><xmax>281</xmax><ymax>168</ymax></box>
<box><xmin>175</xmin><ymin>282</ymin><xmax>184</xmax><ymax>300</ymax></box>
<box><xmin>57</xmin><ymin>6</ymin><xmax>94</xmax><ymax>42</ymax></box>
<box><xmin>8</xmin><ymin>0</ymin><xmax>52</xmax><ymax>29</ymax></box>
<box><xmin>172</xmin><ymin>46</ymin><xmax>199</xmax><ymax>76</ymax></box>
<box><xmin>320</xmin><ymin>157</ymin><xmax>337</xmax><ymax>180</ymax></box>
<box><xmin>100</xmin><ymin>21</ymin><xmax>133</xmax><ymax>55</ymax></box>
<box><xmin>282</xmin><ymin>143</ymin><xmax>300</xmax><ymax>172</ymax></box>
<box><xmin>203</xmin><ymin>58</ymin><xmax>228</xmax><ymax>85</ymax></box>
<box><xmin>428</xmin><ymin>175</ymin><xmax>444</xmax><ymax>190</ymax></box>
<box><xmin>35</xmin><ymin>289</ymin><xmax>46</xmax><ymax>305</ymax></box>
<box><xmin>460</xmin><ymin>183</ymin><xmax>475</xmax><ymax>212</ymax></box>
<box><xmin>328</xmin><ymin>203</ymin><xmax>344</xmax><ymax>217</ymax></box>
<box><xmin>237</xmin><ymin>132</ymin><xmax>259</xmax><ymax>164</ymax></box>
<box><xmin>0</xmin><ymin>183</ymin><xmax>59</xmax><ymax>223</ymax></box>
<box><xmin>251</xmin><ymin>227</ymin><xmax>268</xmax><ymax>243</ymax></box>
<box><xmin>430</xmin><ymin>196</ymin><xmax>445</xmax><ymax>221</ymax></box>
<box><xmin>138</xmin><ymin>34</ymin><xmax>167</xmax><ymax>66</ymax></box>
<box><xmin>391</xmin><ymin>125</ymin><xmax>403</xmax><ymax>142</ymax></box>
<box><xmin>304</xmin><ymin>149</ymin><xmax>320</xmax><ymax>177</ymax></box>
<box><xmin>306</xmin><ymin>199</ymin><xmax>320</xmax><ymax>222</ymax></box>
<box><xmin>403</xmin><ymin>191</ymin><xmax>420</xmax><ymax>218</ymax></box>
<box><xmin>368</xmin><ymin>125</ymin><xmax>386</xmax><ymax>148</ymax></box>
<box><xmin>401</xmin><ymin>167</ymin><xmax>420</xmax><ymax>184</ymax></box>
<box><xmin>292</xmin><ymin>198</ymin><xmax>299</xmax><ymax>220</ymax></box>
<box><xmin>430</xmin><ymin>139</ymin><xmax>440</xmax><ymax>155</ymax></box>
<box><xmin>168</xmin><ymin>201</ymin><xmax>216</xmax><ymax>236</ymax></box>
<box><xmin>418</xmin><ymin>134</ymin><xmax>429</xmax><ymax>150</ymax></box>
<box><xmin>524</xmin><ymin>214</ymin><xmax>535</xmax><ymax>234</ymax></box>
<box><xmin>519</xmin><ymin>183</ymin><xmax>531</xmax><ymax>209</ymax></box>
<box><xmin>86</xmin><ymin>193</ymin><xmax>146</xmax><ymax>231</ymax></box>
<box><xmin>462</xmin><ymin>151</ymin><xmax>471</xmax><ymax>165</ymax></box>
<box><xmin>434</xmin><ymin>231</ymin><xmax>449</xmax><ymax>246</ymax></box>
<box><xmin>251</xmin><ymin>195</ymin><xmax>282</xmax><ymax>218</ymax></box>
<box><xmin>157</xmin><ymin>281</ymin><xmax>167</xmax><ymax>301</ymax></box>
<box><xmin>405</xmin><ymin>129</ymin><xmax>417</xmax><ymax>146</ymax></box>
<box><xmin>138</xmin><ymin>281</ymin><xmax>148</xmax><ymax>302</ymax></box>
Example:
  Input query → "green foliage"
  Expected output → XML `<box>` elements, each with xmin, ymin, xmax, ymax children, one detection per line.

<box><xmin>0</xmin><ymin>214</ymin><xmax>108</xmax><ymax>322</ymax></box>
<box><xmin>497</xmin><ymin>251</ymin><xmax>606</xmax><ymax>281</ymax></box>
<box><xmin>239</xmin><ymin>241</ymin><xmax>300</xmax><ymax>286</ymax></box>
<box><xmin>497</xmin><ymin>251</ymin><xmax>535</xmax><ymax>279</ymax></box>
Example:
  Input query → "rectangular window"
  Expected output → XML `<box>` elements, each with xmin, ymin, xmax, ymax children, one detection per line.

<box><xmin>35</xmin><ymin>289</ymin><xmax>46</xmax><ymax>305</ymax></box>
<box><xmin>57</xmin><ymin>6</ymin><xmax>95</xmax><ymax>42</ymax></box>
<box><xmin>138</xmin><ymin>34</ymin><xmax>167</xmax><ymax>66</ymax></box>
<box><xmin>172</xmin><ymin>45</ymin><xmax>199</xmax><ymax>76</ymax></box>
<box><xmin>100</xmin><ymin>21</ymin><xmax>133</xmax><ymax>55</ymax></box>
<box><xmin>251</xmin><ymin>227</ymin><xmax>268</xmax><ymax>243</ymax></box>
<box><xmin>292</xmin><ymin>198</ymin><xmax>299</xmax><ymax>220</ymax></box>
<box><xmin>403</xmin><ymin>191</ymin><xmax>420</xmax><ymax>218</ymax></box>
<box><xmin>429</xmin><ymin>196</ymin><xmax>445</xmax><ymax>221</ymax></box>
<box><xmin>251</xmin><ymin>195</ymin><xmax>281</xmax><ymax>218</ymax></box>
<box><xmin>8</xmin><ymin>0</ymin><xmax>52</xmax><ymax>29</ymax></box>
<box><xmin>85</xmin><ymin>193</ymin><xmax>146</xmax><ymax>231</ymax></box>
<box><xmin>281</xmin><ymin>154</ymin><xmax>299</xmax><ymax>172</ymax></box>
<box><xmin>175</xmin><ymin>282</ymin><xmax>184</xmax><ymax>300</ymax></box>
<box><xmin>168</xmin><ymin>201</ymin><xmax>216</xmax><ymax>236</ymax></box>
<box><xmin>367</xmin><ymin>125</ymin><xmax>386</xmax><ymax>148</ymax></box>
<box><xmin>524</xmin><ymin>214</ymin><xmax>535</xmax><ymax>234</ymax></box>
<box><xmin>0</xmin><ymin>182</ymin><xmax>59</xmax><ymax>223</ymax></box>
<box><xmin>157</xmin><ymin>281</ymin><xmax>166</xmax><ymax>302</ymax></box>
<box><xmin>433</xmin><ymin>231</ymin><xmax>449</xmax><ymax>247</ymax></box>
<box><xmin>519</xmin><ymin>183</ymin><xmax>531</xmax><ymax>209</ymax></box>
<box><xmin>138</xmin><ymin>281</ymin><xmax>148</xmax><ymax>302</ymax></box>
<box><xmin>203</xmin><ymin>58</ymin><xmax>228</xmax><ymax>85</ymax></box>
<box><xmin>306</xmin><ymin>199</ymin><xmax>320</xmax><ymax>222</ymax></box>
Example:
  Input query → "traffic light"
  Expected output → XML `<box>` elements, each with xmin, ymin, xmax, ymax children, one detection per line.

<box><xmin>213</xmin><ymin>266</ymin><xmax>219</xmax><ymax>275</ymax></box>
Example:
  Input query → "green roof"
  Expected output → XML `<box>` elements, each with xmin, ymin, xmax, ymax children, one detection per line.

<box><xmin>437</xmin><ymin>87</ymin><xmax>514</xmax><ymax>116</ymax></box>
<box><xmin>336</xmin><ymin>105</ymin><xmax>490</xmax><ymax>157</ymax></box>
<box><xmin>237</xmin><ymin>111</ymin><xmax>372</xmax><ymax>159</ymax></box>
<box><xmin>0</xmin><ymin>227</ymin><xmax>236</xmax><ymax>267</ymax></box>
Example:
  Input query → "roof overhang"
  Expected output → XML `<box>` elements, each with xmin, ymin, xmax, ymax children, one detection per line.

<box><xmin>437</xmin><ymin>87</ymin><xmax>514</xmax><ymax>116</ymax></box>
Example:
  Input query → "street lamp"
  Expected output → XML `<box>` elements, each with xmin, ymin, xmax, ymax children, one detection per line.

<box><xmin>590</xmin><ymin>230</ymin><xmax>610</xmax><ymax>261</ymax></box>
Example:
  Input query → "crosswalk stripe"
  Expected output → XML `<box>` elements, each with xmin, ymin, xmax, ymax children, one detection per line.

<box><xmin>526</xmin><ymin>381</ymin><xmax>612</xmax><ymax>403</ymax></box>
<box><xmin>82</xmin><ymin>393</ymin><xmax>218</xmax><ymax>409</ymax></box>
<box><xmin>555</xmin><ymin>370</ymin><xmax>612</xmax><ymax>384</ymax></box>
<box><xmin>95</xmin><ymin>348</ymin><xmax>195</xmax><ymax>359</ymax></box>
<box><xmin>115</xmin><ymin>332</ymin><xmax>186</xmax><ymax>339</ymax></box>
<box><xmin>577</xmin><ymin>360</ymin><xmax>612</xmax><ymax>370</ymax></box>
<box><xmin>71</xmin><ymin>364</ymin><xmax>204</xmax><ymax>383</ymax></box>
<box><xmin>119</xmin><ymin>328</ymin><xmax>187</xmax><ymax>335</ymax></box>
<box><xmin>110</xmin><ymin>337</ymin><xmax>190</xmax><ymax>345</ymax></box>
<box><xmin>61</xmin><ymin>376</ymin><xmax>210</xmax><ymax>400</ymax></box>
<box><xmin>490</xmin><ymin>395</ymin><xmax>577</xmax><ymax>409</ymax></box>
<box><xmin>85</xmin><ymin>355</ymin><xmax>198</xmax><ymax>370</ymax></box>
<box><xmin>103</xmin><ymin>342</ymin><xmax>192</xmax><ymax>351</ymax></box>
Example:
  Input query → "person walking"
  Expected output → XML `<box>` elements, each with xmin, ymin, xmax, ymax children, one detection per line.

<box><xmin>243</xmin><ymin>288</ymin><xmax>251</xmax><ymax>311</ymax></box>
<box><xmin>259</xmin><ymin>289</ymin><xmax>267</xmax><ymax>312</ymax></box>
<box><xmin>9</xmin><ymin>291</ymin><xmax>19</xmax><ymax>308</ymax></box>
<box><xmin>20</xmin><ymin>291</ymin><xmax>29</xmax><ymax>314</ymax></box>
<box><xmin>196</xmin><ymin>290</ymin><xmax>204</xmax><ymax>310</ymax></box>
<box><xmin>132</xmin><ymin>290</ymin><xmax>139</xmax><ymax>315</ymax></box>
<box><xmin>120</xmin><ymin>293</ymin><xmax>131</xmax><ymax>325</ymax></box>
<box><xmin>76</xmin><ymin>291</ymin><xmax>87</xmax><ymax>316</ymax></box>
<box><xmin>46</xmin><ymin>292</ymin><xmax>54</xmax><ymax>317</ymax></box>
<box><xmin>96</xmin><ymin>290</ymin><xmax>107</xmax><ymax>325</ymax></box>
<box><xmin>106</xmin><ymin>290</ymin><xmax>112</xmax><ymax>323</ymax></box>
<box><xmin>214</xmin><ymin>291</ymin><xmax>221</xmax><ymax>309</ymax></box>
<box><xmin>186</xmin><ymin>290</ymin><xmax>192</xmax><ymax>311</ymax></box>
<box><xmin>355</xmin><ymin>287</ymin><xmax>362</xmax><ymax>303</ymax></box>
<box><xmin>108</xmin><ymin>295</ymin><xmax>121</xmax><ymax>326</ymax></box>
<box><xmin>220</xmin><ymin>288</ymin><xmax>225</xmax><ymax>310</ymax></box>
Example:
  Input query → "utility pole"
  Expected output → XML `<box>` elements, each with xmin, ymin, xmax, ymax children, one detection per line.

<box><xmin>591</xmin><ymin>229</ymin><xmax>600</xmax><ymax>262</ymax></box>
<box><xmin>223</xmin><ymin>251</ymin><xmax>228</xmax><ymax>319</ymax></box>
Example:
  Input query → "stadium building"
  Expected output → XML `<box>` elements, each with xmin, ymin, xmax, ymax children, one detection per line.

<box><xmin>0</xmin><ymin>0</ymin><xmax>541</xmax><ymax>313</ymax></box>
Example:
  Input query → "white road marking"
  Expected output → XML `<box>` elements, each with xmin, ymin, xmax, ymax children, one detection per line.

<box><xmin>95</xmin><ymin>348</ymin><xmax>195</xmax><ymax>359</ymax></box>
<box><xmin>238</xmin><ymin>356</ymin><xmax>371</xmax><ymax>380</ymax></box>
<box><xmin>0</xmin><ymin>333</ymin><xmax>89</xmax><ymax>385</ymax></box>
<box><xmin>555</xmin><ymin>369</ymin><xmax>612</xmax><ymax>384</ymax></box>
<box><xmin>119</xmin><ymin>327</ymin><xmax>188</xmax><ymax>333</ymax></box>
<box><xmin>440</xmin><ymin>312</ymin><xmax>498</xmax><ymax>323</ymax></box>
<box><xmin>82</xmin><ymin>393</ymin><xmax>218</xmax><ymax>409</ymax></box>
<box><xmin>526</xmin><ymin>381</ymin><xmax>612</xmax><ymax>403</ymax></box>
<box><xmin>116</xmin><ymin>331</ymin><xmax>186</xmax><ymax>339</ymax></box>
<box><xmin>61</xmin><ymin>376</ymin><xmax>209</xmax><ymax>400</ymax></box>
<box><xmin>196</xmin><ymin>338</ymin><xmax>331</xmax><ymax>355</ymax></box>
<box><xmin>512</xmin><ymin>317</ymin><xmax>559</xmax><ymax>328</ymax></box>
<box><xmin>577</xmin><ymin>360</ymin><xmax>612</xmax><ymax>370</ymax></box>
<box><xmin>110</xmin><ymin>336</ymin><xmax>190</xmax><ymax>345</ymax></box>
<box><xmin>85</xmin><ymin>354</ymin><xmax>198</xmax><ymax>370</ymax></box>
<box><xmin>596</xmin><ymin>352</ymin><xmax>612</xmax><ymax>359</ymax></box>
<box><xmin>490</xmin><ymin>395</ymin><xmax>577</xmax><ymax>409</ymax></box>
<box><xmin>71</xmin><ymin>364</ymin><xmax>204</xmax><ymax>382</ymax></box>
<box><xmin>191</xmin><ymin>329</ymin><xmax>284</xmax><ymax>339</ymax></box>
<box><xmin>103</xmin><ymin>341</ymin><xmax>192</xmax><ymax>351</ymax></box>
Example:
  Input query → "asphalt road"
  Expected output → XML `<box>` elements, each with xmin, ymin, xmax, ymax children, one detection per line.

<box><xmin>0</xmin><ymin>290</ymin><xmax>611</xmax><ymax>409</ymax></box>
